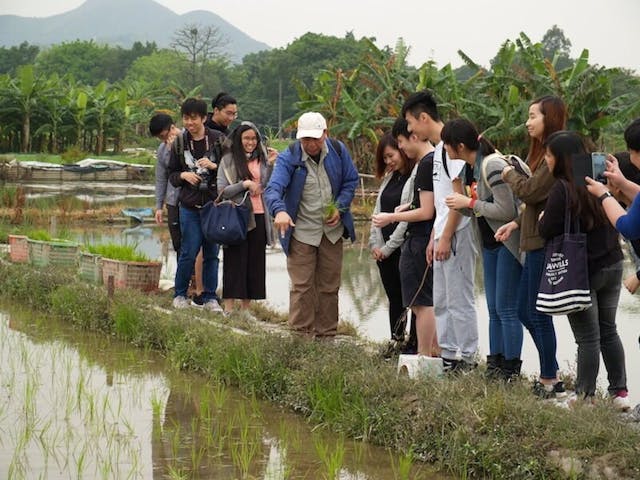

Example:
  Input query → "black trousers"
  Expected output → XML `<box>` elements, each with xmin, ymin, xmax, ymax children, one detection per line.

<box><xmin>167</xmin><ymin>204</ymin><xmax>182</xmax><ymax>255</ymax></box>
<box><xmin>222</xmin><ymin>214</ymin><xmax>267</xmax><ymax>300</ymax></box>
<box><xmin>376</xmin><ymin>248</ymin><xmax>405</xmax><ymax>339</ymax></box>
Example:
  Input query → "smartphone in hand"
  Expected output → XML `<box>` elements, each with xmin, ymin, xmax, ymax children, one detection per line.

<box><xmin>572</xmin><ymin>152</ymin><xmax>608</xmax><ymax>186</ymax></box>
<box><xmin>591</xmin><ymin>152</ymin><xmax>607</xmax><ymax>184</ymax></box>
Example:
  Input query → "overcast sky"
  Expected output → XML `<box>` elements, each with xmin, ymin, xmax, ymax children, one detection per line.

<box><xmin>1</xmin><ymin>0</ymin><xmax>638</xmax><ymax>73</ymax></box>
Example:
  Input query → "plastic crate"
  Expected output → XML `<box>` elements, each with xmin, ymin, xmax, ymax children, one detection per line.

<box><xmin>79</xmin><ymin>252</ymin><xmax>103</xmax><ymax>284</ymax></box>
<box><xmin>28</xmin><ymin>239</ymin><xmax>79</xmax><ymax>268</ymax></box>
<box><xmin>8</xmin><ymin>234</ymin><xmax>29</xmax><ymax>263</ymax></box>
<box><xmin>101</xmin><ymin>258</ymin><xmax>161</xmax><ymax>292</ymax></box>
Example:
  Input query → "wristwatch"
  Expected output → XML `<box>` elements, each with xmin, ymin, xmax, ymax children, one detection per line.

<box><xmin>598</xmin><ymin>191</ymin><xmax>613</xmax><ymax>204</ymax></box>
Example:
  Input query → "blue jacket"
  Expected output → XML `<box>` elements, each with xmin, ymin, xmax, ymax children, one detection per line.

<box><xmin>264</xmin><ymin>139</ymin><xmax>359</xmax><ymax>255</ymax></box>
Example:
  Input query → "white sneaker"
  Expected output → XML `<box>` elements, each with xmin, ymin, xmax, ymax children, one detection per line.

<box><xmin>613</xmin><ymin>394</ymin><xmax>631</xmax><ymax>412</ymax></box>
<box><xmin>239</xmin><ymin>310</ymin><xmax>258</xmax><ymax>322</ymax></box>
<box><xmin>203</xmin><ymin>299</ymin><xmax>223</xmax><ymax>313</ymax></box>
<box><xmin>172</xmin><ymin>296</ymin><xmax>190</xmax><ymax>309</ymax></box>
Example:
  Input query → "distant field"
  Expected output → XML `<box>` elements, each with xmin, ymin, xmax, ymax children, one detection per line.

<box><xmin>2</xmin><ymin>151</ymin><xmax>156</xmax><ymax>165</ymax></box>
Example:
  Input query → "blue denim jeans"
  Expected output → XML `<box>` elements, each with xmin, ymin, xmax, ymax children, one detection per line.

<box><xmin>568</xmin><ymin>261</ymin><xmax>626</xmax><ymax>397</ymax></box>
<box><xmin>518</xmin><ymin>248</ymin><xmax>558</xmax><ymax>379</ymax></box>
<box><xmin>174</xmin><ymin>206</ymin><xmax>219</xmax><ymax>301</ymax></box>
<box><xmin>482</xmin><ymin>246</ymin><xmax>523</xmax><ymax>361</ymax></box>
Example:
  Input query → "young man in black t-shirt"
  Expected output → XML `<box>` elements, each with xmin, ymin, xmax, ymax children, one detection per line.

<box><xmin>372</xmin><ymin>118</ymin><xmax>438</xmax><ymax>357</ymax></box>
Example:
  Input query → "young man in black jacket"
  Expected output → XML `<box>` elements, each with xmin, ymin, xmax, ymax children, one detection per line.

<box><xmin>168</xmin><ymin>98</ymin><xmax>224</xmax><ymax>312</ymax></box>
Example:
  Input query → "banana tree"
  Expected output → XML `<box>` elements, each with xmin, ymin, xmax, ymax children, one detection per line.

<box><xmin>68</xmin><ymin>84</ymin><xmax>89</xmax><ymax>149</ymax></box>
<box><xmin>87</xmin><ymin>81</ymin><xmax>123</xmax><ymax>155</ymax></box>
<box><xmin>33</xmin><ymin>73</ymin><xmax>66</xmax><ymax>152</ymax></box>
<box><xmin>295</xmin><ymin>38</ymin><xmax>420</xmax><ymax>173</ymax></box>
<box><xmin>0</xmin><ymin>65</ymin><xmax>50</xmax><ymax>152</ymax></box>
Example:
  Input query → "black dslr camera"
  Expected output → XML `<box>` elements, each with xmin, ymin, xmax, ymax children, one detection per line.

<box><xmin>185</xmin><ymin>150</ymin><xmax>211</xmax><ymax>191</ymax></box>
<box><xmin>195</xmin><ymin>165</ymin><xmax>211</xmax><ymax>192</ymax></box>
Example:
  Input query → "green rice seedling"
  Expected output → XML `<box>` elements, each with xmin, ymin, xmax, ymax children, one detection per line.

<box><xmin>229</xmin><ymin>405</ymin><xmax>261</xmax><ymax>479</ymax></box>
<box><xmin>197</xmin><ymin>386</ymin><xmax>212</xmax><ymax>421</ymax></box>
<box><xmin>7</xmin><ymin>451</ymin><xmax>26</xmax><ymax>480</ymax></box>
<box><xmin>211</xmin><ymin>381</ymin><xmax>228</xmax><ymax>411</ymax></box>
<box><xmin>169</xmin><ymin>420</ymin><xmax>182</xmax><ymax>461</ymax></box>
<box><xmin>390</xmin><ymin>449</ymin><xmax>420</xmax><ymax>480</ymax></box>
<box><xmin>190</xmin><ymin>444</ymin><xmax>206</xmax><ymax>475</ymax></box>
<box><xmin>314</xmin><ymin>435</ymin><xmax>345</xmax><ymax>480</ymax></box>
<box><xmin>75</xmin><ymin>445</ymin><xmax>88</xmax><ymax>479</ymax></box>
<box><xmin>150</xmin><ymin>391</ymin><xmax>164</xmax><ymax>418</ymax></box>
<box><xmin>322</xmin><ymin>197</ymin><xmax>343</xmax><ymax>222</ymax></box>
<box><xmin>166</xmin><ymin>464</ymin><xmax>189</xmax><ymax>480</ymax></box>
<box><xmin>209</xmin><ymin>418</ymin><xmax>227</xmax><ymax>459</ymax></box>
<box><xmin>249</xmin><ymin>394</ymin><xmax>264</xmax><ymax>422</ymax></box>
<box><xmin>86</xmin><ymin>242</ymin><xmax>150</xmax><ymax>262</ymax></box>
<box><xmin>351</xmin><ymin>440</ymin><xmax>366</xmax><ymax>470</ymax></box>
<box><xmin>26</xmin><ymin>229</ymin><xmax>53</xmax><ymax>242</ymax></box>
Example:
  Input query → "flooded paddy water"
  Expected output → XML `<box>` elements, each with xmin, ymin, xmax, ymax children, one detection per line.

<box><xmin>0</xmin><ymin>305</ymin><xmax>442</xmax><ymax>479</ymax></box>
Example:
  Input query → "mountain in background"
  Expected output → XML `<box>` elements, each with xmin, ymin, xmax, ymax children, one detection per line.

<box><xmin>0</xmin><ymin>0</ymin><xmax>270</xmax><ymax>62</ymax></box>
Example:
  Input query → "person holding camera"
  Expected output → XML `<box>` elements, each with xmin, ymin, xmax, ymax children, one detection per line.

<box><xmin>168</xmin><ymin>98</ymin><xmax>224</xmax><ymax>312</ymax></box>
<box><xmin>540</xmin><ymin>131</ymin><xmax>628</xmax><ymax>409</ymax></box>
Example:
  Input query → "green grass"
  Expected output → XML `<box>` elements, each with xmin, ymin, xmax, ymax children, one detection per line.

<box><xmin>86</xmin><ymin>243</ymin><xmax>150</xmax><ymax>262</ymax></box>
<box><xmin>1</xmin><ymin>261</ymin><xmax>639</xmax><ymax>479</ymax></box>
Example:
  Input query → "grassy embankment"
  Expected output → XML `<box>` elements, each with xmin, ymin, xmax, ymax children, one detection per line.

<box><xmin>0</xmin><ymin>260</ymin><xmax>638</xmax><ymax>479</ymax></box>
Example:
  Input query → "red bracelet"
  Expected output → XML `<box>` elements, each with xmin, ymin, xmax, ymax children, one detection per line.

<box><xmin>469</xmin><ymin>198</ymin><xmax>476</xmax><ymax>209</ymax></box>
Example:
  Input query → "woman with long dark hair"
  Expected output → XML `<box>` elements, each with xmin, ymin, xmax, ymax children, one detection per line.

<box><xmin>217</xmin><ymin>122</ymin><xmax>277</xmax><ymax>315</ymax></box>
<box><xmin>369</xmin><ymin>133</ymin><xmax>417</xmax><ymax>342</ymax></box>
<box><xmin>443</xmin><ymin>118</ymin><xmax>524</xmax><ymax>380</ymax></box>
<box><xmin>495</xmin><ymin>95</ymin><xmax>567</xmax><ymax>397</ymax></box>
<box><xmin>538</xmin><ymin>131</ymin><xmax>628</xmax><ymax>409</ymax></box>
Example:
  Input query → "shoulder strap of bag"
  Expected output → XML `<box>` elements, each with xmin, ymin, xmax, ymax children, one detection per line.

<box><xmin>559</xmin><ymin>179</ymin><xmax>580</xmax><ymax>234</ymax></box>
<box><xmin>215</xmin><ymin>189</ymin><xmax>249</xmax><ymax>206</ymax></box>
<box><xmin>481</xmin><ymin>152</ymin><xmax>505</xmax><ymax>189</ymax></box>
<box><xmin>441</xmin><ymin>146</ymin><xmax>450</xmax><ymax>179</ymax></box>
<box><xmin>172</xmin><ymin>130</ymin><xmax>188</xmax><ymax>158</ymax></box>
<box><xmin>287</xmin><ymin>138</ymin><xmax>343</xmax><ymax>161</ymax></box>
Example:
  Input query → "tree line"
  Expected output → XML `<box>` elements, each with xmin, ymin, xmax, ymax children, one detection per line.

<box><xmin>0</xmin><ymin>26</ymin><xmax>638</xmax><ymax>173</ymax></box>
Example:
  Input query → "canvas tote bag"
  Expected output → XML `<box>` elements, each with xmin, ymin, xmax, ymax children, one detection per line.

<box><xmin>536</xmin><ymin>182</ymin><xmax>592</xmax><ymax>315</ymax></box>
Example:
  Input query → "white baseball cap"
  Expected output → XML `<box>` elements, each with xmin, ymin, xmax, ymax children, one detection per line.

<box><xmin>296</xmin><ymin>112</ymin><xmax>327</xmax><ymax>139</ymax></box>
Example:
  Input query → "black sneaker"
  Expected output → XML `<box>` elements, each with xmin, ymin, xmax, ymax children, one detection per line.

<box><xmin>532</xmin><ymin>380</ymin><xmax>567</xmax><ymax>399</ymax></box>
<box><xmin>458</xmin><ymin>360</ymin><xmax>478</xmax><ymax>373</ymax></box>
<box><xmin>553</xmin><ymin>381</ymin><xmax>567</xmax><ymax>398</ymax></box>
<box><xmin>190</xmin><ymin>294</ymin><xmax>204</xmax><ymax>308</ymax></box>
<box><xmin>442</xmin><ymin>358</ymin><xmax>460</xmax><ymax>374</ymax></box>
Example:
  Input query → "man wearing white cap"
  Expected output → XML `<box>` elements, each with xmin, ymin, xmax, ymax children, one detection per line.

<box><xmin>265</xmin><ymin>112</ymin><xmax>359</xmax><ymax>338</ymax></box>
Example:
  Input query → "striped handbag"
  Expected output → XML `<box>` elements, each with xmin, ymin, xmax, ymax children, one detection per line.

<box><xmin>536</xmin><ymin>183</ymin><xmax>592</xmax><ymax>315</ymax></box>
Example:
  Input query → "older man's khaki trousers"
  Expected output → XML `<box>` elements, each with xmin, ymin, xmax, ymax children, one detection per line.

<box><xmin>287</xmin><ymin>235</ymin><xmax>343</xmax><ymax>337</ymax></box>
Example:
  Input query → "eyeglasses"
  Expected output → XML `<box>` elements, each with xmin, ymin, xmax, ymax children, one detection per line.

<box><xmin>223</xmin><ymin>109</ymin><xmax>238</xmax><ymax>118</ymax></box>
